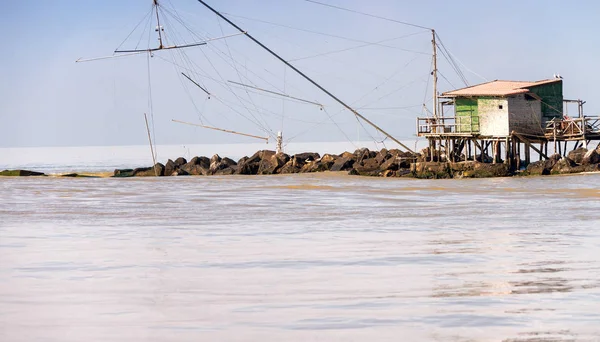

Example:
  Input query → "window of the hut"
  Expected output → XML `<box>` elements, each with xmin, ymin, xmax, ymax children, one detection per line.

<box><xmin>498</xmin><ymin>104</ymin><xmax>503</xmax><ymax>110</ymax></box>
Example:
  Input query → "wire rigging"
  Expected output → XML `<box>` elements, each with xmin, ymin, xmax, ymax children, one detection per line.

<box><xmin>302</xmin><ymin>0</ymin><xmax>432</xmax><ymax>31</ymax></box>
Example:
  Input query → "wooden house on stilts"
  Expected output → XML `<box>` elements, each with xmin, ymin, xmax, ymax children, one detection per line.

<box><xmin>417</xmin><ymin>78</ymin><xmax>600</xmax><ymax>170</ymax></box>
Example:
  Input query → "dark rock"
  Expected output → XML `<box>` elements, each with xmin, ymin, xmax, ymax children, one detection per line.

<box><xmin>213</xmin><ymin>167</ymin><xmax>236</xmax><ymax>175</ymax></box>
<box><xmin>236</xmin><ymin>156</ymin><xmax>259</xmax><ymax>175</ymax></box>
<box><xmin>189</xmin><ymin>156</ymin><xmax>210</xmax><ymax>169</ymax></box>
<box><xmin>300</xmin><ymin>160</ymin><xmax>334</xmax><ymax>173</ymax></box>
<box><xmin>567</xmin><ymin>147</ymin><xmax>588</xmax><ymax>165</ymax></box>
<box><xmin>375</xmin><ymin>149</ymin><xmax>390</xmax><ymax>164</ymax></box>
<box><xmin>354</xmin><ymin>158</ymin><xmax>382</xmax><ymax>174</ymax></box>
<box><xmin>292</xmin><ymin>152</ymin><xmax>320</xmax><ymax>165</ymax></box>
<box><xmin>257</xmin><ymin>153</ymin><xmax>289</xmax><ymax>175</ymax></box>
<box><xmin>338</xmin><ymin>151</ymin><xmax>354</xmax><ymax>159</ymax></box>
<box><xmin>524</xmin><ymin>154</ymin><xmax>561</xmax><ymax>176</ymax></box>
<box><xmin>583</xmin><ymin>164</ymin><xmax>600</xmax><ymax>172</ymax></box>
<box><xmin>411</xmin><ymin>162</ymin><xmax>452</xmax><ymax>179</ymax></box>
<box><xmin>183</xmin><ymin>164</ymin><xmax>208</xmax><ymax>176</ymax></box>
<box><xmin>449</xmin><ymin>161</ymin><xmax>477</xmax><ymax>173</ymax></box>
<box><xmin>379</xmin><ymin>151</ymin><xmax>415</xmax><ymax>171</ymax></box>
<box><xmin>582</xmin><ymin>149</ymin><xmax>600</xmax><ymax>165</ymax></box>
<box><xmin>181</xmin><ymin>157</ymin><xmax>210</xmax><ymax>176</ymax></box>
<box><xmin>551</xmin><ymin>157</ymin><xmax>578</xmax><ymax>174</ymax></box>
<box><xmin>279</xmin><ymin>160</ymin><xmax>301</xmax><ymax>174</ymax></box>
<box><xmin>330</xmin><ymin>156</ymin><xmax>355</xmax><ymax>172</ymax></box>
<box><xmin>132</xmin><ymin>163</ymin><xmax>164</xmax><ymax>177</ymax></box>
<box><xmin>210</xmin><ymin>154</ymin><xmax>222</xmax><ymax>167</ymax></box>
<box><xmin>252</xmin><ymin>150</ymin><xmax>277</xmax><ymax>162</ymax></box>
<box><xmin>164</xmin><ymin>159</ymin><xmax>177</xmax><ymax>176</ymax></box>
<box><xmin>209</xmin><ymin>154</ymin><xmax>226</xmax><ymax>174</ymax></box>
<box><xmin>320</xmin><ymin>154</ymin><xmax>337</xmax><ymax>164</ymax></box>
<box><xmin>132</xmin><ymin>167</ymin><xmax>153</xmax><ymax>177</ymax></box>
<box><xmin>174</xmin><ymin>157</ymin><xmax>187</xmax><ymax>168</ymax></box>
<box><xmin>354</xmin><ymin>148</ymin><xmax>375</xmax><ymax>162</ymax></box>
<box><xmin>467</xmin><ymin>163</ymin><xmax>511</xmax><ymax>178</ymax></box>
<box><xmin>348</xmin><ymin>168</ymin><xmax>360</xmax><ymax>176</ymax></box>
<box><xmin>235</xmin><ymin>150</ymin><xmax>278</xmax><ymax>175</ymax></box>
<box><xmin>396</xmin><ymin>169</ymin><xmax>413</xmax><ymax>177</ymax></box>
<box><xmin>221</xmin><ymin>157</ymin><xmax>237</xmax><ymax>167</ymax></box>
<box><xmin>113</xmin><ymin>169</ymin><xmax>134</xmax><ymax>177</ymax></box>
<box><xmin>379</xmin><ymin>156</ymin><xmax>399</xmax><ymax>171</ymax></box>
<box><xmin>382</xmin><ymin>169</ymin><xmax>394</xmax><ymax>177</ymax></box>
<box><xmin>0</xmin><ymin>169</ymin><xmax>46</xmax><ymax>177</ymax></box>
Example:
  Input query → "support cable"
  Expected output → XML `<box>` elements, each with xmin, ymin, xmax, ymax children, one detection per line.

<box><xmin>303</xmin><ymin>0</ymin><xmax>431</xmax><ymax>31</ymax></box>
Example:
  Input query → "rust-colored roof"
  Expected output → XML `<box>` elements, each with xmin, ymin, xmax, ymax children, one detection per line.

<box><xmin>441</xmin><ymin>79</ymin><xmax>561</xmax><ymax>97</ymax></box>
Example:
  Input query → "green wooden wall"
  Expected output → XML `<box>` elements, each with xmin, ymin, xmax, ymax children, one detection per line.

<box><xmin>455</xmin><ymin>98</ymin><xmax>479</xmax><ymax>133</ymax></box>
<box><xmin>528</xmin><ymin>81</ymin><xmax>563</xmax><ymax>120</ymax></box>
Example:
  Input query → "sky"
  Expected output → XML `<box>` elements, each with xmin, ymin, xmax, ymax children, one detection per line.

<box><xmin>1</xmin><ymin>0</ymin><xmax>599</xmax><ymax>148</ymax></box>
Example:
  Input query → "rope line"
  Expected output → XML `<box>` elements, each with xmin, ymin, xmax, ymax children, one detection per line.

<box><xmin>303</xmin><ymin>0</ymin><xmax>431</xmax><ymax>31</ymax></box>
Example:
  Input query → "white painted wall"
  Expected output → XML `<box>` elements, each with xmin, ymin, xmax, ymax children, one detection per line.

<box><xmin>479</xmin><ymin>98</ymin><xmax>509</xmax><ymax>136</ymax></box>
<box><xmin>508</xmin><ymin>95</ymin><xmax>543</xmax><ymax>135</ymax></box>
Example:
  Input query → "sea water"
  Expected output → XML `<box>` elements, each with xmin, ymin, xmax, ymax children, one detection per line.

<box><xmin>1</xmin><ymin>145</ymin><xmax>600</xmax><ymax>341</ymax></box>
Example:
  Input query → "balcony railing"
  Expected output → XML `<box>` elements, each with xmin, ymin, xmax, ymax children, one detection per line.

<box><xmin>545</xmin><ymin>116</ymin><xmax>600</xmax><ymax>139</ymax></box>
<box><xmin>416</xmin><ymin>116</ymin><xmax>479</xmax><ymax>136</ymax></box>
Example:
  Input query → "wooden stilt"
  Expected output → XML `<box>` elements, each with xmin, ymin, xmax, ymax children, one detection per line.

<box><xmin>430</xmin><ymin>139</ymin><xmax>435</xmax><ymax>162</ymax></box>
<box><xmin>504</xmin><ymin>138</ymin><xmax>510</xmax><ymax>165</ymax></box>
<box><xmin>516</xmin><ymin>139</ymin><xmax>521</xmax><ymax>170</ymax></box>
<box><xmin>558</xmin><ymin>140</ymin><xmax>562</xmax><ymax>156</ymax></box>
<box><xmin>512</xmin><ymin>136</ymin><xmax>518</xmax><ymax>170</ymax></box>
<box><xmin>468</xmin><ymin>140</ymin><xmax>472</xmax><ymax>160</ymax></box>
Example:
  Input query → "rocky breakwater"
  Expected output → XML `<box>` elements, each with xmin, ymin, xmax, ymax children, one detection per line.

<box><xmin>525</xmin><ymin>146</ymin><xmax>600</xmax><ymax>176</ymax></box>
<box><xmin>113</xmin><ymin>148</ymin><xmax>417</xmax><ymax>178</ymax></box>
<box><xmin>113</xmin><ymin>145</ymin><xmax>600</xmax><ymax>179</ymax></box>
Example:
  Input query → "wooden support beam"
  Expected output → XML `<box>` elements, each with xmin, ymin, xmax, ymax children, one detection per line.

<box><xmin>512</xmin><ymin>131</ymin><xmax>550</xmax><ymax>160</ymax></box>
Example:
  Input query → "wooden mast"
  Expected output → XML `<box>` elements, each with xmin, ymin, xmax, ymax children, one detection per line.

<box><xmin>432</xmin><ymin>29</ymin><xmax>438</xmax><ymax>120</ymax></box>
<box><xmin>144</xmin><ymin>113</ymin><xmax>159</xmax><ymax>176</ymax></box>
<box><xmin>153</xmin><ymin>0</ymin><xmax>164</xmax><ymax>49</ymax></box>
